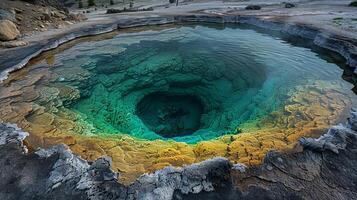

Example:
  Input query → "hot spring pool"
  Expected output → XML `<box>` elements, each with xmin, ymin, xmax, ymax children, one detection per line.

<box><xmin>0</xmin><ymin>23</ymin><xmax>355</xmax><ymax>182</ymax></box>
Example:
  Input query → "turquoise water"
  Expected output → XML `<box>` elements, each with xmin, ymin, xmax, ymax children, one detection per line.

<box><xmin>44</xmin><ymin>24</ymin><xmax>356</xmax><ymax>143</ymax></box>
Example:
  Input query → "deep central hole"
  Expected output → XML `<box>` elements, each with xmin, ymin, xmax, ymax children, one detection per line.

<box><xmin>136</xmin><ymin>92</ymin><xmax>204</xmax><ymax>138</ymax></box>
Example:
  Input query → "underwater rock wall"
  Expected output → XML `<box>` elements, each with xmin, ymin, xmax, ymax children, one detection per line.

<box><xmin>1</xmin><ymin>109</ymin><xmax>357</xmax><ymax>199</ymax></box>
<box><xmin>68</xmin><ymin>36</ymin><xmax>268</xmax><ymax>142</ymax></box>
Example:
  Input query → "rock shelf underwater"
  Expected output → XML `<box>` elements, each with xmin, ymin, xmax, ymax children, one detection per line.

<box><xmin>0</xmin><ymin>23</ymin><xmax>355</xmax><ymax>183</ymax></box>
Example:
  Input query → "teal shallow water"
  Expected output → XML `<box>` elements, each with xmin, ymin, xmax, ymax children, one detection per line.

<box><xmin>42</xmin><ymin>23</ymin><xmax>357</xmax><ymax>143</ymax></box>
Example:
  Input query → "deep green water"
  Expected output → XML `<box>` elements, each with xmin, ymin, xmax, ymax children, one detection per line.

<box><xmin>47</xmin><ymin>24</ymin><xmax>356</xmax><ymax>143</ymax></box>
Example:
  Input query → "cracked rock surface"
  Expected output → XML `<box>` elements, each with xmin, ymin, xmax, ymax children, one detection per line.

<box><xmin>0</xmin><ymin>109</ymin><xmax>357</xmax><ymax>199</ymax></box>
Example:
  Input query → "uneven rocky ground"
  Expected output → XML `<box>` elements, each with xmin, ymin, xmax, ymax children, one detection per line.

<box><xmin>0</xmin><ymin>0</ymin><xmax>85</xmax><ymax>33</ymax></box>
<box><xmin>0</xmin><ymin>0</ymin><xmax>85</xmax><ymax>48</ymax></box>
<box><xmin>0</xmin><ymin>109</ymin><xmax>356</xmax><ymax>199</ymax></box>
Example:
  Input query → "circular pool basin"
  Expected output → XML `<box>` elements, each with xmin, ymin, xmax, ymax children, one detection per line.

<box><xmin>0</xmin><ymin>23</ymin><xmax>355</xmax><ymax>183</ymax></box>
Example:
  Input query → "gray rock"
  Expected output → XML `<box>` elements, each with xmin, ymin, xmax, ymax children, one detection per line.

<box><xmin>348</xmin><ymin>108</ymin><xmax>357</xmax><ymax>131</ymax></box>
<box><xmin>300</xmin><ymin>124</ymin><xmax>356</xmax><ymax>153</ymax></box>
<box><xmin>0</xmin><ymin>123</ymin><xmax>28</xmax><ymax>146</ymax></box>
<box><xmin>245</xmin><ymin>5</ymin><xmax>261</xmax><ymax>10</ymax></box>
<box><xmin>232</xmin><ymin>163</ymin><xmax>247</xmax><ymax>172</ymax></box>
<box><xmin>0</xmin><ymin>9</ymin><xmax>15</xmax><ymax>22</ymax></box>
<box><xmin>130</xmin><ymin>157</ymin><xmax>231</xmax><ymax>199</ymax></box>
<box><xmin>88</xmin><ymin>156</ymin><xmax>119</xmax><ymax>182</ymax></box>
<box><xmin>36</xmin><ymin>144</ymin><xmax>90</xmax><ymax>190</ymax></box>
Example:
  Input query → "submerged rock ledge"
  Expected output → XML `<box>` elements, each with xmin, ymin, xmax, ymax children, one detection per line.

<box><xmin>0</xmin><ymin>109</ymin><xmax>357</xmax><ymax>199</ymax></box>
<box><xmin>0</xmin><ymin>14</ymin><xmax>356</xmax><ymax>82</ymax></box>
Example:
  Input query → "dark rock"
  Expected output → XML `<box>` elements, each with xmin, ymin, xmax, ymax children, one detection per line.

<box><xmin>349</xmin><ymin>1</ymin><xmax>357</xmax><ymax>7</ymax></box>
<box><xmin>145</xmin><ymin>7</ymin><xmax>154</xmax><ymax>11</ymax></box>
<box><xmin>13</xmin><ymin>8</ymin><xmax>24</xmax><ymax>14</ymax></box>
<box><xmin>245</xmin><ymin>5</ymin><xmax>261</xmax><ymax>10</ymax></box>
<box><xmin>15</xmin><ymin>15</ymin><xmax>23</xmax><ymax>21</ymax></box>
<box><xmin>106</xmin><ymin>8</ymin><xmax>123</xmax><ymax>14</ymax></box>
<box><xmin>106</xmin><ymin>7</ymin><xmax>153</xmax><ymax>14</ymax></box>
<box><xmin>284</xmin><ymin>3</ymin><xmax>295</xmax><ymax>8</ymax></box>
